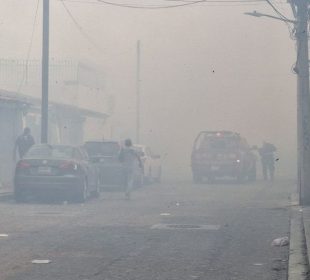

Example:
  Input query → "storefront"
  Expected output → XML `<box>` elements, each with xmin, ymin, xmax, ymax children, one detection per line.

<box><xmin>0</xmin><ymin>93</ymin><xmax>29</xmax><ymax>186</ymax></box>
<box><xmin>0</xmin><ymin>90</ymin><xmax>108</xmax><ymax>188</ymax></box>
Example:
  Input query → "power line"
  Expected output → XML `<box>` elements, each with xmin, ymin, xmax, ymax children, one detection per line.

<box><xmin>264</xmin><ymin>0</ymin><xmax>296</xmax><ymax>41</ymax></box>
<box><xmin>60</xmin><ymin>0</ymin><xmax>292</xmax><ymax>6</ymax></box>
<box><xmin>17</xmin><ymin>0</ymin><xmax>40</xmax><ymax>93</ymax></box>
<box><xmin>265</xmin><ymin>0</ymin><xmax>291</xmax><ymax>21</ymax></box>
<box><xmin>26</xmin><ymin>0</ymin><xmax>40</xmax><ymax>62</ymax></box>
<box><xmin>96</xmin><ymin>0</ymin><xmax>206</xmax><ymax>9</ymax></box>
<box><xmin>61</xmin><ymin>0</ymin><xmax>269</xmax><ymax>7</ymax></box>
<box><xmin>60</xmin><ymin>0</ymin><xmax>104</xmax><ymax>52</ymax></box>
<box><xmin>169</xmin><ymin>0</ymin><xmax>264</xmax><ymax>2</ymax></box>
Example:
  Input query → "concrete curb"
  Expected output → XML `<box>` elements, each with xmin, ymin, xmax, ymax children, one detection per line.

<box><xmin>288</xmin><ymin>194</ymin><xmax>309</xmax><ymax>280</ymax></box>
<box><xmin>0</xmin><ymin>191</ymin><xmax>13</xmax><ymax>201</ymax></box>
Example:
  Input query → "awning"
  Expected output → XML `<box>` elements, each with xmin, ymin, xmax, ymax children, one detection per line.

<box><xmin>0</xmin><ymin>89</ymin><xmax>109</xmax><ymax>119</ymax></box>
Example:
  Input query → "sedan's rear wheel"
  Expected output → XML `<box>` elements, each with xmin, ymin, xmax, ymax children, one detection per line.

<box><xmin>92</xmin><ymin>178</ymin><xmax>101</xmax><ymax>198</ymax></box>
<box><xmin>75</xmin><ymin>178</ymin><xmax>88</xmax><ymax>203</ymax></box>
<box><xmin>248</xmin><ymin>167</ymin><xmax>257</xmax><ymax>182</ymax></box>
<box><xmin>193</xmin><ymin>173</ymin><xmax>202</xmax><ymax>184</ymax></box>
<box><xmin>14</xmin><ymin>189</ymin><xmax>26</xmax><ymax>203</ymax></box>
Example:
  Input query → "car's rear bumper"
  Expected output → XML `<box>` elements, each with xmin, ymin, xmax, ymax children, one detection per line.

<box><xmin>192</xmin><ymin>163</ymin><xmax>243</xmax><ymax>177</ymax></box>
<box><xmin>14</xmin><ymin>175</ymin><xmax>82</xmax><ymax>194</ymax></box>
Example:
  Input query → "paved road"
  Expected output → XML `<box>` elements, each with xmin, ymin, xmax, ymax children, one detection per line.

<box><xmin>0</xmin><ymin>179</ymin><xmax>293</xmax><ymax>280</ymax></box>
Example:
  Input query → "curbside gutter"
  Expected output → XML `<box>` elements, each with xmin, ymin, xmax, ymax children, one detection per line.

<box><xmin>0</xmin><ymin>189</ymin><xmax>13</xmax><ymax>201</ymax></box>
<box><xmin>288</xmin><ymin>193</ymin><xmax>309</xmax><ymax>280</ymax></box>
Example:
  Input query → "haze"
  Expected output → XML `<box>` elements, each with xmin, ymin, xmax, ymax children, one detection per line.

<box><xmin>0</xmin><ymin>0</ymin><xmax>296</xmax><ymax>179</ymax></box>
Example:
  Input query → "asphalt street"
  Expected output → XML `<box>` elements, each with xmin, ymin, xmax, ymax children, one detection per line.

<box><xmin>0</xmin><ymin>179</ymin><xmax>293</xmax><ymax>280</ymax></box>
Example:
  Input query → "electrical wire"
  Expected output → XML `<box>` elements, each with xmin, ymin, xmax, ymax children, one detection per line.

<box><xmin>60</xmin><ymin>0</ymin><xmax>293</xmax><ymax>9</ymax></box>
<box><xmin>62</xmin><ymin>0</ymin><xmax>289</xmax><ymax>3</ymax></box>
<box><xmin>264</xmin><ymin>0</ymin><xmax>296</xmax><ymax>41</ymax></box>
<box><xmin>59</xmin><ymin>0</ymin><xmax>272</xmax><ymax>10</ymax></box>
<box><xmin>60</xmin><ymin>0</ymin><xmax>296</xmax><ymax>37</ymax></box>
<box><xmin>58</xmin><ymin>0</ymin><xmax>268</xmax><ymax>6</ymax></box>
<box><xmin>169</xmin><ymin>0</ymin><xmax>264</xmax><ymax>3</ymax></box>
<box><xmin>60</xmin><ymin>0</ymin><xmax>104</xmax><ymax>53</ymax></box>
<box><xmin>17</xmin><ymin>0</ymin><xmax>40</xmax><ymax>93</ymax></box>
<box><xmin>96</xmin><ymin>0</ymin><xmax>206</xmax><ymax>9</ymax></box>
<box><xmin>265</xmin><ymin>0</ymin><xmax>291</xmax><ymax>21</ymax></box>
<box><xmin>58</xmin><ymin>0</ymin><xmax>289</xmax><ymax>9</ymax></box>
<box><xmin>60</xmin><ymin>0</ymin><xmax>297</xmax><ymax>39</ymax></box>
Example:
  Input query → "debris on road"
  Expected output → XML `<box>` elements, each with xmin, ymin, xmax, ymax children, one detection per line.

<box><xmin>271</xmin><ymin>236</ymin><xmax>289</xmax><ymax>247</ymax></box>
<box><xmin>151</xmin><ymin>223</ymin><xmax>220</xmax><ymax>230</ymax></box>
<box><xmin>160</xmin><ymin>213</ymin><xmax>171</xmax><ymax>216</ymax></box>
<box><xmin>31</xmin><ymin>259</ymin><xmax>51</xmax><ymax>264</ymax></box>
<box><xmin>0</xmin><ymin>234</ymin><xmax>9</xmax><ymax>237</ymax></box>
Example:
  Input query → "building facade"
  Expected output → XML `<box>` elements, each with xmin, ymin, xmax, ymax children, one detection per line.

<box><xmin>0</xmin><ymin>59</ymin><xmax>111</xmax><ymax>187</ymax></box>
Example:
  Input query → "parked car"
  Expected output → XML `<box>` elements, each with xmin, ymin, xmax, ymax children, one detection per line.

<box><xmin>14</xmin><ymin>144</ymin><xmax>99</xmax><ymax>202</ymax></box>
<box><xmin>134</xmin><ymin>145</ymin><xmax>162</xmax><ymax>183</ymax></box>
<box><xmin>191</xmin><ymin>131</ymin><xmax>257</xmax><ymax>183</ymax></box>
<box><xmin>84</xmin><ymin>140</ymin><xmax>144</xmax><ymax>188</ymax></box>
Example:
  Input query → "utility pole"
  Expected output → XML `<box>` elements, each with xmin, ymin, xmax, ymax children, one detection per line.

<box><xmin>136</xmin><ymin>40</ymin><xmax>141</xmax><ymax>144</ymax></box>
<box><xmin>41</xmin><ymin>0</ymin><xmax>49</xmax><ymax>143</ymax></box>
<box><xmin>294</xmin><ymin>0</ymin><xmax>310</xmax><ymax>204</ymax></box>
<box><xmin>245</xmin><ymin>1</ymin><xmax>310</xmax><ymax>204</ymax></box>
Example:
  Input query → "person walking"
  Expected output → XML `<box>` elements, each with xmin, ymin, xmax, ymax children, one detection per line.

<box><xmin>14</xmin><ymin>127</ymin><xmax>35</xmax><ymax>160</ymax></box>
<box><xmin>258</xmin><ymin>141</ymin><xmax>277</xmax><ymax>181</ymax></box>
<box><xmin>119</xmin><ymin>139</ymin><xmax>142</xmax><ymax>199</ymax></box>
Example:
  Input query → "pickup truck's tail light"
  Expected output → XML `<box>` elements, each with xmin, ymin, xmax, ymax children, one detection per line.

<box><xmin>193</xmin><ymin>153</ymin><xmax>210</xmax><ymax>161</ymax></box>
<box><xmin>17</xmin><ymin>160</ymin><xmax>31</xmax><ymax>169</ymax></box>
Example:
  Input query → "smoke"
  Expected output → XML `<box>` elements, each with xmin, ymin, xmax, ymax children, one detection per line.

<box><xmin>0</xmin><ymin>1</ymin><xmax>297</xmax><ymax>179</ymax></box>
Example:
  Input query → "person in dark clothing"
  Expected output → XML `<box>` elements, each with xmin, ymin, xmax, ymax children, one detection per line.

<box><xmin>14</xmin><ymin>127</ymin><xmax>35</xmax><ymax>160</ymax></box>
<box><xmin>119</xmin><ymin>139</ymin><xmax>142</xmax><ymax>199</ymax></box>
<box><xmin>258</xmin><ymin>142</ymin><xmax>277</xmax><ymax>181</ymax></box>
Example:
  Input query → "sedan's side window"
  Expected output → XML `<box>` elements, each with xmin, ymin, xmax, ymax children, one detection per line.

<box><xmin>73</xmin><ymin>149</ymin><xmax>83</xmax><ymax>160</ymax></box>
<box><xmin>79</xmin><ymin>148</ymin><xmax>89</xmax><ymax>161</ymax></box>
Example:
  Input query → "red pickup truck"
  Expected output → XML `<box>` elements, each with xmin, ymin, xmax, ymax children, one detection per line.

<box><xmin>191</xmin><ymin>131</ymin><xmax>257</xmax><ymax>183</ymax></box>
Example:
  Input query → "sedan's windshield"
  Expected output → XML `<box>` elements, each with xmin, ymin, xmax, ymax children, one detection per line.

<box><xmin>199</xmin><ymin>137</ymin><xmax>240</xmax><ymax>151</ymax></box>
<box><xmin>84</xmin><ymin>142</ymin><xmax>120</xmax><ymax>157</ymax></box>
<box><xmin>25</xmin><ymin>145</ymin><xmax>74</xmax><ymax>159</ymax></box>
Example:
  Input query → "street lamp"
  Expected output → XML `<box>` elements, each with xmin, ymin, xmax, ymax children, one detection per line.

<box><xmin>244</xmin><ymin>11</ymin><xmax>296</xmax><ymax>23</ymax></box>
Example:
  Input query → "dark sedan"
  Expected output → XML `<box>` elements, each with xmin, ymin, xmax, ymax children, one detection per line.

<box><xmin>84</xmin><ymin>140</ymin><xmax>144</xmax><ymax>189</ymax></box>
<box><xmin>14</xmin><ymin>144</ymin><xmax>99</xmax><ymax>203</ymax></box>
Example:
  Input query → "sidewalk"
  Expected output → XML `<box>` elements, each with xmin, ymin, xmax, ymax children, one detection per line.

<box><xmin>0</xmin><ymin>184</ymin><xmax>13</xmax><ymax>201</ymax></box>
<box><xmin>288</xmin><ymin>192</ymin><xmax>310</xmax><ymax>280</ymax></box>
<box><xmin>302</xmin><ymin>207</ymin><xmax>310</xmax><ymax>278</ymax></box>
